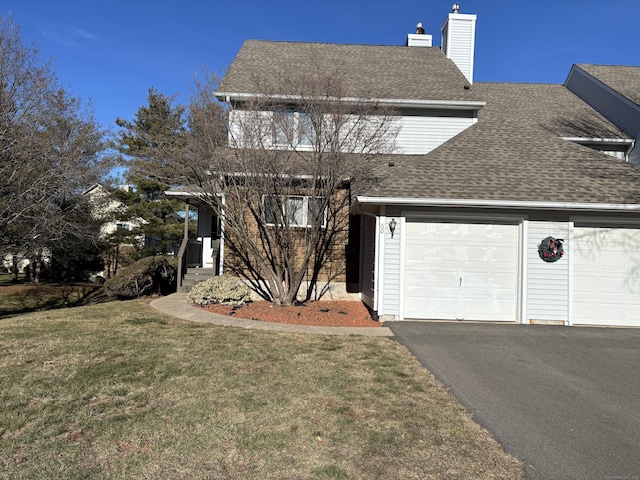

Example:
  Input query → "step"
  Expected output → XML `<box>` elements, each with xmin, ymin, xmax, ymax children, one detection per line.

<box><xmin>185</xmin><ymin>268</ymin><xmax>216</xmax><ymax>276</ymax></box>
<box><xmin>179</xmin><ymin>268</ymin><xmax>217</xmax><ymax>293</ymax></box>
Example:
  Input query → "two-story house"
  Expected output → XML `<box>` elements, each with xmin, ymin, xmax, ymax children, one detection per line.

<box><xmin>173</xmin><ymin>6</ymin><xmax>640</xmax><ymax>327</ymax></box>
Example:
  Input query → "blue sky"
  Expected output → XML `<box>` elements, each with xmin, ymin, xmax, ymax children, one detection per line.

<box><xmin>4</xmin><ymin>0</ymin><xmax>640</xmax><ymax>130</ymax></box>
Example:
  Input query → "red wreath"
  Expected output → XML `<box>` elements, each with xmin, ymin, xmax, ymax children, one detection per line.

<box><xmin>538</xmin><ymin>236</ymin><xmax>564</xmax><ymax>263</ymax></box>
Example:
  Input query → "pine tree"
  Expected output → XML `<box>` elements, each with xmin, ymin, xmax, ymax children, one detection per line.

<box><xmin>115</xmin><ymin>89</ymin><xmax>188</xmax><ymax>258</ymax></box>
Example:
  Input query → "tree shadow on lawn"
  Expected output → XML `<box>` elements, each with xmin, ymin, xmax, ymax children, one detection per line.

<box><xmin>0</xmin><ymin>280</ymin><xmax>112</xmax><ymax>318</ymax></box>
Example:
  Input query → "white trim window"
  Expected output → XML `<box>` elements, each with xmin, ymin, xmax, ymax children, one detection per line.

<box><xmin>264</xmin><ymin>195</ymin><xmax>326</xmax><ymax>228</ymax></box>
<box><xmin>272</xmin><ymin>111</ymin><xmax>316</xmax><ymax>149</ymax></box>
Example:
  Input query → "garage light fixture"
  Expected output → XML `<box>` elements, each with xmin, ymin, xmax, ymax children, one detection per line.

<box><xmin>389</xmin><ymin>218</ymin><xmax>397</xmax><ymax>238</ymax></box>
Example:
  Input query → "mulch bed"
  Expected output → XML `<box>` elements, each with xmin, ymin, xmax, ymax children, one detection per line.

<box><xmin>200</xmin><ymin>300</ymin><xmax>381</xmax><ymax>327</ymax></box>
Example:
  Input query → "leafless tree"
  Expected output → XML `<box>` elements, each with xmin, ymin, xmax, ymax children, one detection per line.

<box><xmin>181</xmin><ymin>65</ymin><xmax>399</xmax><ymax>305</ymax></box>
<box><xmin>0</xmin><ymin>15</ymin><xmax>108</xmax><ymax>282</ymax></box>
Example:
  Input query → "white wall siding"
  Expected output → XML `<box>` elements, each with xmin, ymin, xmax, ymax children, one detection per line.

<box><xmin>526</xmin><ymin>221</ymin><xmax>570</xmax><ymax>323</ymax></box>
<box><xmin>441</xmin><ymin>14</ymin><xmax>477</xmax><ymax>84</ymax></box>
<box><xmin>395</xmin><ymin>115</ymin><xmax>475</xmax><ymax>154</ymax></box>
<box><xmin>380</xmin><ymin>218</ymin><xmax>401</xmax><ymax>318</ymax></box>
<box><xmin>360</xmin><ymin>215</ymin><xmax>376</xmax><ymax>309</ymax></box>
<box><xmin>229</xmin><ymin>109</ymin><xmax>475</xmax><ymax>155</ymax></box>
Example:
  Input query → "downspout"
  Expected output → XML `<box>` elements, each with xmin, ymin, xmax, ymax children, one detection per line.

<box><xmin>218</xmin><ymin>195</ymin><xmax>226</xmax><ymax>275</ymax></box>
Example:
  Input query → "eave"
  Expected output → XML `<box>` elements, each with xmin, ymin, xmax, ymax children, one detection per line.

<box><xmin>215</xmin><ymin>91</ymin><xmax>486</xmax><ymax>111</ymax></box>
<box><xmin>561</xmin><ymin>137</ymin><xmax>634</xmax><ymax>146</ymax></box>
<box><xmin>351</xmin><ymin>196</ymin><xmax>640</xmax><ymax>214</ymax></box>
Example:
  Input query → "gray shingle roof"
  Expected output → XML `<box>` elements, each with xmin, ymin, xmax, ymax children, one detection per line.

<box><xmin>363</xmin><ymin>82</ymin><xmax>639</xmax><ymax>205</ymax></box>
<box><xmin>218</xmin><ymin>40</ymin><xmax>482</xmax><ymax>102</ymax></box>
<box><xmin>217</xmin><ymin>40</ymin><xmax>640</xmax><ymax>208</ymax></box>
<box><xmin>577</xmin><ymin>64</ymin><xmax>640</xmax><ymax>106</ymax></box>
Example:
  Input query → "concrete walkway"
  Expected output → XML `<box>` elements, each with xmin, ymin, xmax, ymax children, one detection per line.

<box><xmin>150</xmin><ymin>293</ymin><xmax>394</xmax><ymax>337</ymax></box>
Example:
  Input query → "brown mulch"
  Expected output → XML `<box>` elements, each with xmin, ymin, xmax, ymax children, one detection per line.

<box><xmin>201</xmin><ymin>300</ymin><xmax>381</xmax><ymax>327</ymax></box>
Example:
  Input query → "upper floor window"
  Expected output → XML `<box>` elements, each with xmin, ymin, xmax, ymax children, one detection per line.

<box><xmin>272</xmin><ymin>111</ymin><xmax>316</xmax><ymax>149</ymax></box>
<box><xmin>263</xmin><ymin>195</ymin><xmax>326</xmax><ymax>228</ymax></box>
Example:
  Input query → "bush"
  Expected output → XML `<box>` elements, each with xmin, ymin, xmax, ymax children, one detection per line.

<box><xmin>187</xmin><ymin>276</ymin><xmax>251</xmax><ymax>306</ymax></box>
<box><xmin>103</xmin><ymin>256</ymin><xmax>177</xmax><ymax>299</ymax></box>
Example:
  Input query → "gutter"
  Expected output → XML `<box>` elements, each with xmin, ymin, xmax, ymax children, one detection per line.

<box><xmin>561</xmin><ymin>137</ymin><xmax>634</xmax><ymax>145</ymax></box>
<box><xmin>353</xmin><ymin>196</ymin><xmax>640</xmax><ymax>213</ymax></box>
<box><xmin>216</xmin><ymin>91</ymin><xmax>486</xmax><ymax>111</ymax></box>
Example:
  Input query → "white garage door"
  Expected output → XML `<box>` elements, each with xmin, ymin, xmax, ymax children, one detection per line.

<box><xmin>573</xmin><ymin>226</ymin><xmax>640</xmax><ymax>326</ymax></box>
<box><xmin>404</xmin><ymin>220</ymin><xmax>518</xmax><ymax>321</ymax></box>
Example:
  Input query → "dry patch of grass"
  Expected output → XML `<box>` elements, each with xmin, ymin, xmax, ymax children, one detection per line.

<box><xmin>0</xmin><ymin>279</ymin><xmax>106</xmax><ymax>317</ymax></box>
<box><xmin>0</xmin><ymin>300</ymin><xmax>525</xmax><ymax>479</ymax></box>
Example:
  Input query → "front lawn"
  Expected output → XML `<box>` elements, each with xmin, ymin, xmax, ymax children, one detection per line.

<box><xmin>0</xmin><ymin>277</ymin><xmax>105</xmax><ymax>317</ymax></box>
<box><xmin>0</xmin><ymin>300</ymin><xmax>525</xmax><ymax>479</ymax></box>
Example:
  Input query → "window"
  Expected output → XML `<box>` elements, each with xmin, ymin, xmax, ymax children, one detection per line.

<box><xmin>264</xmin><ymin>195</ymin><xmax>326</xmax><ymax>228</ymax></box>
<box><xmin>298</xmin><ymin>113</ymin><xmax>316</xmax><ymax>147</ymax></box>
<box><xmin>272</xmin><ymin>111</ymin><xmax>315</xmax><ymax>148</ymax></box>
<box><xmin>273</xmin><ymin>111</ymin><xmax>295</xmax><ymax>145</ymax></box>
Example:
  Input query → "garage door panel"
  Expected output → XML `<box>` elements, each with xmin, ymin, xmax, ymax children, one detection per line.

<box><xmin>433</xmin><ymin>297</ymin><xmax>461</xmax><ymax>317</ymax></box>
<box><xmin>573</xmin><ymin>226</ymin><xmax>640</xmax><ymax>326</ymax></box>
<box><xmin>573</xmin><ymin>274</ymin><xmax>597</xmax><ymax>295</ymax></box>
<box><xmin>600</xmin><ymin>276</ymin><xmax>627</xmax><ymax>294</ymax></box>
<box><xmin>404</xmin><ymin>220</ymin><xmax>518</xmax><ymax>322</ymax></box>
<box><xmin>491</xmin><ymin>272</ymin><xmax>518</xmax><ymax>290</ymax></box>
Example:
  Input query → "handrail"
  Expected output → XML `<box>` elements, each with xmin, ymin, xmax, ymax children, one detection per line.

<box><xmin>177</xmin><ymin>236</ymin><xmax>189</xmax><ymax>289</ymax></box>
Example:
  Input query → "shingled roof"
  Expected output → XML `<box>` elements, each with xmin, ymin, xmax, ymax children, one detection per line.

<box><xmin>360</xmin><ymin>82</ymin><xmax>640</xmax><ymax>206</ymax></box>
<box><xmin>217</xmin><ymin>39</ymin><xmax>640</xmax><ymax>208</ymax></box>
<box><xmin>576</xmin><ymin>64</ymin><xmax>640</xmax><ymax>106</ymax></box>
<box><xmin>217</xmin><ymin>40</ymin><xmax>482</xmax><ymax>103</ymax></box>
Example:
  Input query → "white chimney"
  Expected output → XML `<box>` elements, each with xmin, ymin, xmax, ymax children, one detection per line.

<box><xmin>407</xmin><ymin>22</ymin><xmax>433</xmax><ymax>47</ymax></box>
<box><xmin>441</xmin><ymin>4</ymin><xmax>477</xmax><ymax>84</ymax></box>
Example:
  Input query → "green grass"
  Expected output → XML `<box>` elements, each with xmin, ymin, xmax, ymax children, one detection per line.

<box><xmin>0</xmin><ymin>300</ymin><xmax>525</xmax><ymax>479</ymax></box>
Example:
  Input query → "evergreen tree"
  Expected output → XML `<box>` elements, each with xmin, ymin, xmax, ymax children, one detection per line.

<box><xmin>114</xmin><ymin>88</ymin><xmax>189</xmax><ymax>258</ymax></box>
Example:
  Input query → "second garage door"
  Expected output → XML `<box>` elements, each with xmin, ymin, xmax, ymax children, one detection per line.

<box><xmin>573</xmin><ymin>226</ymin><xmax>640</xmax><ymax>326</ymax></box>
<box><xmin>404</xmin><ymin>220</ymin><xmax>519</xmax><ymax>321</ymax></box>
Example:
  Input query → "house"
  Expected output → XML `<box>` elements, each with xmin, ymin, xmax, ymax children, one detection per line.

<box><xmin>174</xmin><ymin>5</ymin><xmax>640</xmax><ymax>327</ymax></box>
<box><xmin>83</xmin><ymin>183</ymin><xmax>145</xmax><ymax>277</ymax></box>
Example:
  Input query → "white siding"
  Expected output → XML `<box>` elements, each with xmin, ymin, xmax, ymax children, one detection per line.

<box><xmin>441</xmin><ymin>14</ymin><xmax>477</xmax><ymax>84</ymax></box>
<box><xmin>229</xmin><ymin>109</ymin><xmax>475</xmax><ymax>155</ymax></box>
<box><xmin>360</xmin><ymin>215</ymin><xmax>376</xmax><ymax>309</ymax></box>
<box><xmin>395</xmin><ymin>115</ymin><xmax>475</xmax><ymax>154</ymax></box>
<box><xmin>381</xmin><ymin>218</ymin><xmax>401</xmax><ymax>317</ymax></box>
<box><xmin>526</xmin><ymin>221</ymin><xmax>570</xmax><ymax>323</ymax></box>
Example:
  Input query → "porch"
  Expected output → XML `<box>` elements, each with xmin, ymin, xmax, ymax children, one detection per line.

<box><xmin>175</xmin><ymin>200</ymin><xmax>222</xmax><ymax>292</ymax></box>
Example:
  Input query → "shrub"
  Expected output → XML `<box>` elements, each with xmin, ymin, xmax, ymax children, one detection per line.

<box><xmin>187</xmin><ymin>276</ymin><xmax>251</xmax><ymax>306</ymax></box>
<box><xmin>103</xmin><ymin>256</ymin><xmax>177</xmax><ymax>299</ymax></box>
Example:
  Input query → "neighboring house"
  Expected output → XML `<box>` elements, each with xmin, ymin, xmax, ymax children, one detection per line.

<box><xmin>174</xmin><ymin>6</ymin><xmax>640</xmax><ymax>327</ymax></box>
<box><xmin>84</xmin><ymin>184</ymin><xmax>139</xmax><ymax>239</ymax></box>
<box><xmin>83</xmin><ymin>183</ymin><xmax>145</xmax><ymax>277</ymax></box>
<box><xmin>2</xmin><ymin>250</ymin><xmax>51</xmax><ymax>276</ymax></box>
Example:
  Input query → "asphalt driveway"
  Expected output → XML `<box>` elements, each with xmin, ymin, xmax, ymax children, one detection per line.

<box><xmin>387</xmin><ymin>322</ymin><xmax>640</xmax><ymax>480</ymax></box>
